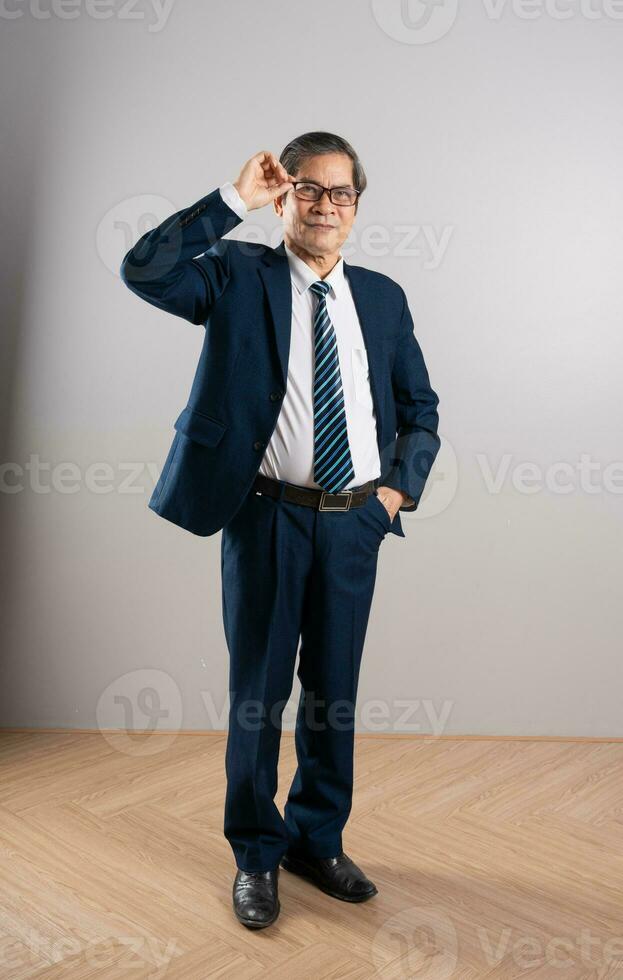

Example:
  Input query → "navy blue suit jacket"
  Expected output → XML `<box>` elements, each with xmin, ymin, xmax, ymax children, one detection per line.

<box><xmin>120</xmin><ymin>187</ymin><xmax>440</xmax><ymax>538</ymax></box>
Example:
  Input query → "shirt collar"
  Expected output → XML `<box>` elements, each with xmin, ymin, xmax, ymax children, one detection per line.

<box><xmin>283</xmin><ymin>240</ymin><xmax>347</xmax><ymax>300</ymax></box>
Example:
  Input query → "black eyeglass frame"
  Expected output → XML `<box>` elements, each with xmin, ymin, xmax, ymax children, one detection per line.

<box><xmin>291</xmin><ymin>180</ymin><xmax>361</xmax><ymax>207</ymax></box>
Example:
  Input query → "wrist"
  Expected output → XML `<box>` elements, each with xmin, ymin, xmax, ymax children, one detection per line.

<box><xmin>232</xmin><ymin>181</ymin><xmax>252</xmax><ymax>211</ymax></box>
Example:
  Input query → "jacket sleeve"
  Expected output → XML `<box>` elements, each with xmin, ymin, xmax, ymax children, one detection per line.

<box><xmin>119</xmin><ymin>187</ymin><xmax>244</xmax><ymax>325</ymax></box>
<box><xmin>380</xmin><ymin>287</ymin><xmax>441</xmax><ymax>512</ymax></box>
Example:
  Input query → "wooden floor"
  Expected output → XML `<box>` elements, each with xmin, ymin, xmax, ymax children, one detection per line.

<box><xmin>1</xmin><ymin>732</ymin><xmax>622</xmax><ymax>979</ymax></box>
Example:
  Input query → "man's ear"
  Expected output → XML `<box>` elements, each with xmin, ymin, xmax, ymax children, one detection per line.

<box><xmin>273</xmin><ymin>190</ymin><xmax>286</xmax><ymax>217</ymax></box>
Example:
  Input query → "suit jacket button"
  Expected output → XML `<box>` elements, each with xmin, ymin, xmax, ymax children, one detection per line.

<box><xmin>253</xmin><ymin>440</ymin><xmax>265</xmax><ymax>451</ymax></box>
<box><xmin>269</xmin><ymin>390</ymin><xmax>283</xmax><ymax>402</ymax></box>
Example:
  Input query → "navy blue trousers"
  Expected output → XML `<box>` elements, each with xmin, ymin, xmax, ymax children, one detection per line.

<box><xmin>220</xmin><ymin>479</ymin><xmax>393</xmax><ymax>873</ymax></box>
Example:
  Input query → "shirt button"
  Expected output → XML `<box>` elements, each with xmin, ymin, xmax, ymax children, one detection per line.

<box><xmin>269</xmin><ymin>390</ymin><xmax>283</xmax><ymax>402</ymax></box>
<box><xmin>253</xmin><ymin>440</ymin><xmax>265</xmax><ymax>451</ymax></box>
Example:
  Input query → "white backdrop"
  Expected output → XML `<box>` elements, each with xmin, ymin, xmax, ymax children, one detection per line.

<box><xmin>1</xmin><ymin>0</ymin><xmax>621</xmax><ymax>735</ymax></box>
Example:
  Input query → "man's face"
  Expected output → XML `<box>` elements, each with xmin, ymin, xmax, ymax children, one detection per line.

<box><xmin>274</xmin><ymin>152</ymin><xmax>358</xmax><ymax>257</ymax></box>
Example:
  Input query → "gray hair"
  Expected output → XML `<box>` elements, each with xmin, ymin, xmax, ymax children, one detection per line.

<box><xmin>278</xmin><ymin>131</ymin><xmax>367</xmax><ymax>210</ymax></box>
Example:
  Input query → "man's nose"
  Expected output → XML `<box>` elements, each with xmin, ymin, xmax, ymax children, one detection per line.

<box><xmin>313</xmin><ymin>190</ymin><xmax>335</xmax><ymax>210</ymax></box>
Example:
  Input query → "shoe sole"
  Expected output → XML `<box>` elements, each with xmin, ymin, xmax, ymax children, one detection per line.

<box><xmin>280</xmin><ymin>855</ymin><xmax>378</xmax><ymax>902</ymax></box>
<box><xmin>234</xmin><ymin>899</ymin><xmax>281</xmax><ymax>929</ymax></box>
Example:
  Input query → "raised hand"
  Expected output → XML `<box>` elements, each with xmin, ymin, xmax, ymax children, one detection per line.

<box><xmin>232</xmin><ymin>151</ymin><xmax>296</xmax><ymax>212</ymax></box>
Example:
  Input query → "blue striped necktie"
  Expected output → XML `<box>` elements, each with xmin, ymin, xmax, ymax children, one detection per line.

<box><xmin>309</xmin><ymin>279</ymin><xmax>355</xmax><ymax>493</ymax></box>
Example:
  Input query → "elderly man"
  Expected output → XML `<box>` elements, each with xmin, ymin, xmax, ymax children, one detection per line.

<box><xmin>120</xmin><ymin>131</ymin><xmax>440</xmax><ymax>929</ymax></box>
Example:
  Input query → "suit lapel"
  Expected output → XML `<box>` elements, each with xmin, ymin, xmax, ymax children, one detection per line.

<box><xmin>258</xmin><ymin>242</ymin><xmax>292</xmax><ymax>390</ymax></box>
<box><xmin>342</xmin><ymin>263</ymin><xmax>386</xmax><ymax>450</ymax></box>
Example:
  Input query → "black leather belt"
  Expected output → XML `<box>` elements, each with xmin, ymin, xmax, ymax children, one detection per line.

<box><xmin>252</xmin><ymin>474</ymin><xmax>378</xmax><ymax>512</ymax></box>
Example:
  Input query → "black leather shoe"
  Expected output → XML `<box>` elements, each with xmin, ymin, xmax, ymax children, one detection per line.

<box><xmin>232</xmin><ymin>867</ymin><xmax>280</xmax><ymax>928</ymax></box>
<box><xmin>280</xmin><ymin>849</ymin><xmax>378</xmax><ymax>902</ymax></box>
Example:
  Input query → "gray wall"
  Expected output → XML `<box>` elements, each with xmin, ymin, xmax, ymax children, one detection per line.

<box><xmin>1</xmin><ymin>0</ymin><xmax>621</xmax><ymax>737</ymax></box>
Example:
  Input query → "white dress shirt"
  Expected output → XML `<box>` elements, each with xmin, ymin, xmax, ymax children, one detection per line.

<box><xmin>219</xmin><ymin>181</ymin><xmax>381</xmax><ymax>491</ymax></box>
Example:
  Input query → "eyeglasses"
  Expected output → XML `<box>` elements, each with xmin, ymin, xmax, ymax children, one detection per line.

<box><xmin>291</xmin><ymin>181</ymin><xmax>360</xmax><ymax>207</ymax></box>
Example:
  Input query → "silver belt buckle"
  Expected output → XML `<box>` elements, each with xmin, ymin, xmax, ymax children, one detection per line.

<box><xmin>319</xmin><ymin>489</ymin><xmax>352</xmax><ymax>512</ymax></box>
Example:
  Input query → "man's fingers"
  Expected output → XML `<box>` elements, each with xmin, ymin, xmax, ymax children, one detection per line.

<box><xmin>258</xmin><ymin>151</ymin><xmax>278</xmax><ymax>171</ymax></box>
<box><xmin>252</xmin><ymin>151</ymin><xmax>294</xmax><ymax>180</ymax></box>
<box><xmin>244</xmin><ymin>151</ymin><xmax>295</xmax><ymax>203</ymax></box>
<box><xmin>268</xmin><ymin>152</ymin><xmax>292</xmax><ymax>183</ymax></box>
<box><xmin>270</xmin><ymin>180</ymin><xmax>293</xmax><ymax>199</ymax></box>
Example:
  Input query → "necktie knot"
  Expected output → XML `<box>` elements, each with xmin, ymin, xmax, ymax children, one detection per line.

<box><xmin>310</xmin><ymin>279</ymin><xmax>331</xmax><ymax>299</ymax></box>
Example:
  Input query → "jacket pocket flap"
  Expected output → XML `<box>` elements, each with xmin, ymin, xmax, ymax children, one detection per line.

<box><xmin>174</xmin><ymin>407</ymin><xmax>227</xmax><ymax>447</ymax></box>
